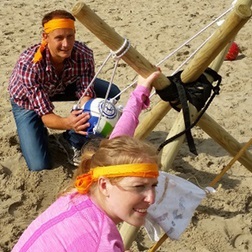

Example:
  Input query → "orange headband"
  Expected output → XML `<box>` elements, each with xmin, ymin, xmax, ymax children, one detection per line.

<box><xmin>33</xmin><ymin>18</ymin><xmax>75</xmax><ymax>63</ymax></box>
<box><xmin>75</xmin><ymin>163</ymin><xmax>159</xmax><ymax>194</ymax></box>
<box><xmin>44</xmin><ymin>19</ymin><xmax>75</xmax><ymax>33</ymax></box>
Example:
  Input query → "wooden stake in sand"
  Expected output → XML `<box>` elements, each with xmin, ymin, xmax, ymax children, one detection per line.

<box><xmin>149</xmin><ymin>137</ymin><xmax>252</xmax><ymax>252</ymax></box>
<box><xmin>209</xmin><ymin>138</ymin><xmax>252</xmax><ymax>187</ymax></box>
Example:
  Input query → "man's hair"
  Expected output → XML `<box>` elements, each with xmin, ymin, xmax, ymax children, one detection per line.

<box><xmin>42</xmin><ymin>10</ymin><xmax>75</xmax><ymax>26</ymax></box>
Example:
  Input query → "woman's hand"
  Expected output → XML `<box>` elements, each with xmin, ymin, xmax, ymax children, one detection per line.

<box><xmin>137</xmin><ymin>69</ymin><xmax>161</xmax><ymax>92</ymax></box>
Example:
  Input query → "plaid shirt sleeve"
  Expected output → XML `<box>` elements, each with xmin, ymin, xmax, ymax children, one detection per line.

<box><xmin>8</xmin><ymin>46</ymin><xmax>55</xmax><ymax>116</ymax></box>
<box><xmin>9</xmin><ymin>42</ymin><xmax>97</xmax><ymax>116</ymax></box>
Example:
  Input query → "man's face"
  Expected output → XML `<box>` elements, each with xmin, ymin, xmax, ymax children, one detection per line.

<box><xmin>44</xmin><ymin>28</ymin><xmax>75</xmax><ymax>63</ymax></box>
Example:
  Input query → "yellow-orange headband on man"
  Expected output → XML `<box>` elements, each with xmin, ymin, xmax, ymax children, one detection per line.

<box><xmin>75</xmin><ymin>163</ymin><xmax>159</xmax><ymax>194</ymax></box>
<box><xmin>33</xmin><ymin>18</ymin><xmax>75</xmax><ymax>63</ymax></box>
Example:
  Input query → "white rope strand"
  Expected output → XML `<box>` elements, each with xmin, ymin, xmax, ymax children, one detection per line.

<box><xmin>75</xmin><ymin>52</ymin><xmax>113</xmax><ymax>108</ymax></box>
<box><xmin>93</xmin><ymin>38</ymin><xmax>131</xmax><ymax>133</ymax></box>
<box><xmin>112</xmin><ymin>78</ymin><xmax>138</xmax><ymax>101</ymax></box>
<box><xmin>95</xmin><ymin>59</ymin><xmax>120</xmax><ymax>132</ymax></box>
<box><xmin>172</xmin><ymin>33</ymin><xmax>214</xmax><ymax>75</ymax></box>
<box><xmin>149</xmin><ymin>6</ymin><xmax>232</xmax><ymax>99</ymax></box>
<box><xmin>155</xmin><ymin>6</ymin><xmax>232</xmax><ymax>67</ymax></box>
<box><xmin>111</xmin><ymin>38</ymin><xmax>131</xmax><ymax>60</ymax></box>
<box><xmin>76</xmin><ymin>5</ymin><xmax>233</xmax><ymax>112</ymax></box>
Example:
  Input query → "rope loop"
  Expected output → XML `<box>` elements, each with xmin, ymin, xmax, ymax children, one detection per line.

<box><xmin>110</xmin><ymin>38</ymin><xmax>131</xmax><ymax>60</ymax></box>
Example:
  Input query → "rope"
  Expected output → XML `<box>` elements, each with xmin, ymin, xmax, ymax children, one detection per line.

<box><xmin>111</xmin><ymin>38</ymin><xmax>131</xmax><ymax>60</ymax></box>
<box><xmin>75</xmin><ymin>52</ymin><xmax>113</xmax><ymax>108</ymax></box>
<box><xmin>76</xmin><ymin>38</ymin><xmax>131</xmax><ymax>133</ymax></box>
<box><xmin>74</xmin><ymin>0</ymin><xmax>233</xmax><ymax>132</ymax></box>
<box><xmin>94</xmin><ymin>59</ymin><xmax>120</xmax><ymax>130</ymax></box>
<box><xmin>112</xmin><ymin>79</ymin><xmax>138</xmax><ymax>100</ymax></box>
<box><xmin>155</xmin><ymin>6</ymin><xmax>232</xmax><ymax>67</ymax></box>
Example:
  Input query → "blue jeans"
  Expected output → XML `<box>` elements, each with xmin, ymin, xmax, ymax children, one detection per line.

<box><xmin>11</xmin><ymin>79</ymin><xmax>120</xmax><ymax>171</ymax></box>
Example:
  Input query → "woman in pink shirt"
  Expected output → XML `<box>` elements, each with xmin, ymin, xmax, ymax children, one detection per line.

<box><xmin>12</xmin><ymin>71</ymin><xmax>161</xmax><ymax>252</ymax></box>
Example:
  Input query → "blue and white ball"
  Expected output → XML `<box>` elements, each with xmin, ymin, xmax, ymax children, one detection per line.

<box><xmin>82</xmin><ymin>98</ymin><xmax>122</xmax><ymax>138</ymax></box>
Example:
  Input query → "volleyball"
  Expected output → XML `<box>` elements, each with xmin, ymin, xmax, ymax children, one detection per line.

<box><xmin>82</xmin><ymin>98</ymin><xmax>122</xmax><ymax>138</ymax></box>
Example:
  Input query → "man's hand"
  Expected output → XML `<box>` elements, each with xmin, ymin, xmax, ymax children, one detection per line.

<box><xmin>68</xmin><ymin>110</ymin><xmax>90</xmax><ymax>135</ymax></box>
<box><xmin>41</xmin><ymin>110</ymin><xmax>90</xmax><ymax>135</ymax></box>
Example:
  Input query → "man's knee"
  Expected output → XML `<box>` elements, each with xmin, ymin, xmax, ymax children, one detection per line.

<box><xmin>26</xmin><ymin>157</ymin><xmax>52</xmax><ymax>171</ymax></box>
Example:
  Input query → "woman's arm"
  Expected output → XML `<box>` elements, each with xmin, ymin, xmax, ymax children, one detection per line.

<box><xmin>109</xmin><ymin>71</ymin><xmax>160</xmax><ymax>139</ymax></box>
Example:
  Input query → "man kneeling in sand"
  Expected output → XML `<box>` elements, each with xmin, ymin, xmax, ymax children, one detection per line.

<box><xmin>8</xmin><ymin>9</ymin><xmax>120</xmax><ymax>171</ymax></box>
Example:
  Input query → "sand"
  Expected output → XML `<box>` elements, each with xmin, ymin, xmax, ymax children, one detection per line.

<box><xmin>0</xmin><ymin>0</ymin><xmax>252</xmax><ymax>251</ymax></box>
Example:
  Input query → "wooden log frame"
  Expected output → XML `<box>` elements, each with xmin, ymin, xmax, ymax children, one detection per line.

<box><xmin>136</xmin><ymin>1</ymin><xmax>252</xmax><ymax>171</ymax></box>
<box><xmin>72</xmin><ymin>0</ymin><xmax>252</xmax><ymax>250</ymax></box>
<box><xmin>72</xmin><ymin>1</ymin><xmax>252</xmax><ymax>170</ymax></box>
<box><xmin>148</xmin><ymin>136</ymin><xmax>252</xmax><ymax>252</ymax></box>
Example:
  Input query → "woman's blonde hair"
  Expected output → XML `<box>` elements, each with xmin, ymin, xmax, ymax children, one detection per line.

<box><xmin>60</xmin><ymin>135</ymin><xmax>160</xmax><ymax>196</ymax></box>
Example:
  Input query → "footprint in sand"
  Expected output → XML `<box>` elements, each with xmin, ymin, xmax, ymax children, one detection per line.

<box><xmin>233</xmin><ymin>234</ymin><xmax>252</xmax><ymax>251</ymax></box>
<box><xmin>8</xmin><ymin>200</ymin><xmax>23</xmax><ymax>217</ymax></box>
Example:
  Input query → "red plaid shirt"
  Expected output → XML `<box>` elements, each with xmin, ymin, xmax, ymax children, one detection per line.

<box><xmin>8</xmin><ymin>41</ymin><xmax>95</xmax><ymax>116</ymax></box>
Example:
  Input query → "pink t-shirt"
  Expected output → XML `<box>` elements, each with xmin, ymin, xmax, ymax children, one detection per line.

<box><xmin>12</xmin><ymin>85</ymin><xmax>150</xmax><ymax>252</ymax></box>
<box><xmin>12</xmin><ymin>193</ymin><xmax>124</xmax><ymax>252</ymax></box>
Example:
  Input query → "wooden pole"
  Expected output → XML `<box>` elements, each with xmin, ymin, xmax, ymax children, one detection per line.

<box><xmin>209</xmin><ymin>138</ymin><xmax>252</xmax><ymax>187</ymax></box>
<box><xmin>149</xmin><ymin>137</ymin><xmax>252</xmax><ymax>252</ymax></box>
<box><xmin>72</xmin><ymin>2</ymin><xmax>169</xmax><ymax>91</ymax></box>
<box><xmin>160</xmin><ymin>43</ymin><xmax>231</xmax><ymax>169</ymax></box>
<box><xmin>148</xmin><ymin>232</ymin><xmax>170</xmax><ymax>252</ymax></box>
<box><xmin>197</xmin><ymin>113</ymin><xmax>252</xmax><ymax>172</ymax></box>
<box><xmin>136</xmin><ymin>0</ymin><xmax>252</xmax><ymax>135</ymax></box>
<box><xmin>71</xmin><ymin>1</ymin><xmax>252</xmax><ymax>250</ymax></box>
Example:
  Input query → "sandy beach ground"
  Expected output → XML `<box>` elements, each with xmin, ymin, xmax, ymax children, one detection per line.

<box><xmin>1</xmin><ymin>0</ymin><xmax>252</xmax><ymax>251</ymax></box>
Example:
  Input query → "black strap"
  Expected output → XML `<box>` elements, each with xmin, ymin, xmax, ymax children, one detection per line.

<box><xmin>174</xmin><ymin>75</ymin><xmax>198</xmax><ymax>155</ymax></box>
<box><xmin>156</xmin><ymin>68</ymin><xmax>222</xmax><ymax>154</ymax></box>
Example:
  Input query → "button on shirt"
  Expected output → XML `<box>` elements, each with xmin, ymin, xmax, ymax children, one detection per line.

<box><xmin>8</xmin><ymin>41</ymin><xmax>96</xmax><ymax>116</ymax></box>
